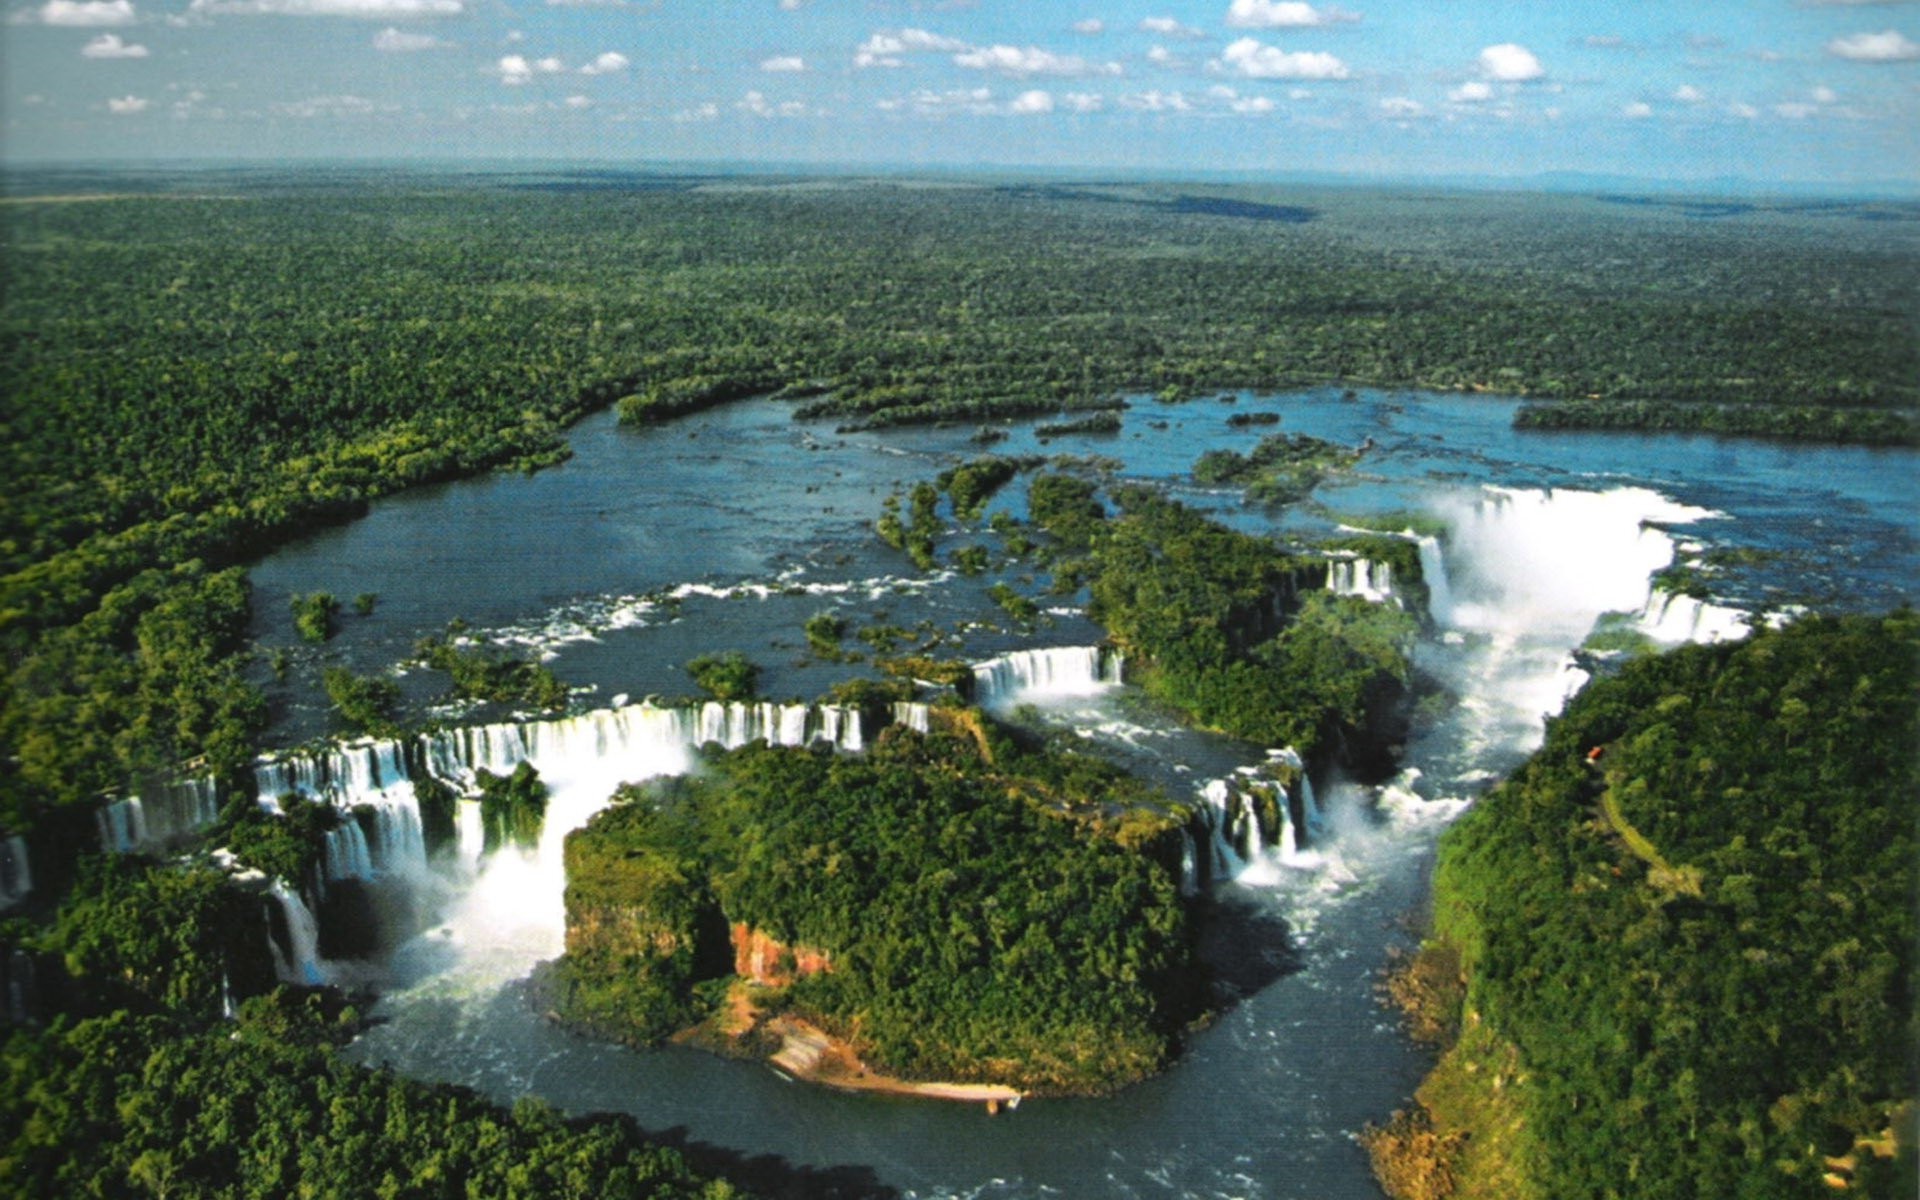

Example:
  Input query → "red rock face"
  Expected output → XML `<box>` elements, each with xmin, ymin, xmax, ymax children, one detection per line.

<box><xmin>730</xmin><ymin>923</ymin><xmax>832</xmax><ymax>986</ymax></box>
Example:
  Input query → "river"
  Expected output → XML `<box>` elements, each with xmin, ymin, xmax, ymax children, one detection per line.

<box><xmin>234</xmin><ymin>388</ymin><xmax>1916</xmax><ymax>1199</ymax></box>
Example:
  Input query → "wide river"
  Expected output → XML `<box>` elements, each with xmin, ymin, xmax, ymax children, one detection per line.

<box><xmin>244</xmin><ymin>388</ymin><xmax>1916</xmax><ymax>1199</ymax></box>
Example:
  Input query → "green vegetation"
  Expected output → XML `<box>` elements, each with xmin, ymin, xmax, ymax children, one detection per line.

<box><xmin>936</xmin><ymin>455</ymin><xmax>1040</xmax><ymax>520</ymax></box>
<box><xmin>552</xmin><ymin>722</ymin><xmax>1197</xmax><ymax>1094</ymax></box>
<box><xmin>213</xmin><ymin>791</ymin><xmax>338</xmax><ymax>891</ymax></box>
<box><xmin>684</xmin><ymin>651</ymin><xmax>760</xmax><ymax>702</ymax></box>
<box><xmin>475</xmin><ymin>761</ymin><xmax>549</xmax><ymax>855</ymax></box>
<box><xmin>321</xmin><ymin>666</ymin><xmax>400</xmax><ymax>734</ymax></box>
<box><xmin>1036</xmin><ymin>411</ymin><xmax>1123</xmax><ymax>438</ymax></box>
<box><xmin>987</xmin><ymin>583</ymin><xmax>1041</xmax><ymax>628</ymax></box>
<box><xmin>351</xmin><ymin>591</ymin><xmax>378</xmax><ymax>616</ymax></box>
<box><xmin>875</xmin><ymin>482</ymin><xmax>943</xmax><ymax>570</ymax></box>
<box><xmin>1390</xmin><ymin>614</ymin><xmax>1919</xmax><ymax>1199</ymax></box>
<box><xmin>1084</xmin><ymin>486</ymin><xmax>1417</xmax><ymax>767</ymax></box>
<box><xmin>0</xmin><ymin>1000</ymin><xmax>743</xmax><ymax>1199</ymax></box>
<box><xmin>34</xmin><ymin>855</ymin><xmax>280</xmax><ymax>1022</ymax></box>
<box><xmin>1192</xmin><ymin>433</ymin><xmax>1361</xmax><ymax>505</ymax></box>
<box><xmin>1026</xmin><ymin>473</ymin><xmax>1106</xmax><ymax>552</ymax></box>
<box><xmin>6</xmin><ymin>172</ymin><xmax>1908</xmax><ymax>838</ymax></box>
<box><xmin>802</xmin><ymin>610</ymin><xmax>847</xmax><ymax>658</ymax></box>
<box><xmin>1516</xmin><ymin>399</ymin><xmax>1919</xmax><ymax>446</ymax></box>
<box><xmin>290</xmin><ymin>591</ymin><xmax>340</xmax><ymax>643</ymax></box>
<box><xmin>413</xmin><ymin>632</ymin><xmax>569</xmax><ymax>710</ymax></box>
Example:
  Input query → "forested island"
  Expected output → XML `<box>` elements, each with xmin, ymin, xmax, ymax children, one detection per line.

<box><xmin>551</xmin><ymin>717</ymin><xmax>1198</xmax><ymax>1097</ymax></box>
<box><xmin>2</xmin><ymin>166</ymin><xmax>1916</xmax><ymax>1198</ymax></box>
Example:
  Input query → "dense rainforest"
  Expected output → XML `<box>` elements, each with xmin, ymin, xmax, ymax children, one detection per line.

<box><xmin>552</xmin><ymin>715</ymin><xmax>1198</xmax><ymax>1096</ymax></box>
<box><xmin>4</xmin><ymin>168</ymin><xmax>1916</xmax><ymax>835</ymax></box>
<box><xmin>2</xmin><ymin>167</ymin><xmax>1915</xmax><ymax>1196</ymax></box>
<box><xmin>1369</xmin><ymin>613</ymin><xmax>1919</xmax><ymax>1199</ymax></box>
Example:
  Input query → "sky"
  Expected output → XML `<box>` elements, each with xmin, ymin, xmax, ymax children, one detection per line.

<box><xmin>4</xmin><ymin>0</ymin><xmax>1918</xmax><ymax>187</ymax></box>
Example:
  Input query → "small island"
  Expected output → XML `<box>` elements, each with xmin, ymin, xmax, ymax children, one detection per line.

<box><xmin>547</xmin><ymin>710</ymin><xmax>1203</xmax><ymax>1100</ymax></box>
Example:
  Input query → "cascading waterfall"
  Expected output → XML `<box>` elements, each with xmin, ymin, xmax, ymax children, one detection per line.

<box><xmin>324</xmin><ymin>821</ymin><xmax>376</xmax><ymax>883</ymax></box>
<box><xmin>892</xmin><ymin>702</ymin><xmax>932</xmax><ymax>734</ymax></box>
<box><xmin>1187</xmin><ymin>750</ymin><xmax>1317</xmax><ymax>890</ymax></box>
<box><xmin>95</xmin><ymin>777</ymin><xmax>222</xmax><ymax>856</ymax></box>
<box><xmin>972</xmin><ymin>646</ymin><xmax>1122</xmax><ymax>707</ymax></box>
<box><xmin>1635</xmin><ymin>588</ymin><xmax>1749</xmax><ymax>645</ymax></box>
<box><xmin>0</xmin><ymin>837</ymin><xmax>31</xmax><ymax>911</ymax></box>
<box><xmin>1326</xmin><ymin>557</ymin><xmax>1396</xmax><ymax>606</ymax></box>
<box><xmin>1423</xmin><ymin>486</ymin><xmax>1734</xmax><ymax>761</ymax></box>
<box><xmin>267</xmin><ymin>881</ymin><xmax>326</xmax><ymax>986</ymax></box>
<box><xmin>1416</xmin><ymin>536</ymin><xmax>1454</xmax><ymax>625</ymax></box>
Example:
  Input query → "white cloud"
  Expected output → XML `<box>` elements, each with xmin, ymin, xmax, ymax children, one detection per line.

<box><xmin>1582</xmin><ymin>34</ymin><xmax>1628</xmax><ymax>48</ymax></box>
<box><xmin>1147</xmin><ymin>45</ymin><xmax>1173</xmax><ymax>63</ymax></box>
<box><xmin>1826</xmin><ymin>29</ymin><xmax>1920</xmax><ymax>60</ymax></box>
<box><xmin>497</xmin><ymin>54</ymin><xmax>564</xmax><ymax>84</ymax></box>
<box><xmin>1478</xmin><ymin>43</ymin><xmax>1544</xmax><ymax>81</ymax></box>
<box><xmin>80</xmin><ymin>31</ymin><xmax>146</xmax><ymax>55</ymax></box>
<box><xmin>187</xmin><ymin>0</ymin><xmax>462</xmax><ymax>14</ymax></box>
<box><xmin>953</xmin><ymin>44</ymin><xmax>1123</xmax><ymax>76</ymax></box>
<box><xmin>876</xmin><ymin>86</ymin><xmax>994</xmax><ymax>115</ymax></box>
<box><xmin>738</xmin><ymin>89</ymin><xmax>811</xmax><ymax>117</ymax></box>
<box><xmin>1141</xmin><ymin>16</ymin><xmax>1204</xmax><ymax>39</ymax></box>
<box><xmin>1120</xmin><ymin>89</ymin><xmax>1191</xmax><ymax>111</ymax></box>
<box><xmin>1063</xmin><ymin>91</ymin><xmax>1103</xmax><ymax>111</ymax></box>
<box><xmin>1622</xmin><ymin>100</ymin><xmax>1653</xmax><ymax>118</ymax></box>
<box><xmin>373</xmin><ymin>26</ymin><xmax>448</xmax><ymax>50</ymax></box>
<box><xmin>107</xmin><ymin>93</ymin><xmax>149</xmax><ymax>113</ymax></box>
<box><xmin>563</xmin><ymin>94</ymin><xmax>591</xmax><ymax>109</ymax></box>
<box><xmin>1225</xmin><ymin>0</ymin><xmax>1356</xmax><ymax>28</ymax></box>
<box><xmin>674</xmin><ymin>101</ymin><xmax>720</xmax><ymax>121</ymax></box>
<box><xmin>1215</xmin><ymin>36</ymin><xmax>1349</xmax><ymax>79</ymax></box>
<box><xmin>1072</xmin><ymin>18</ymin><xmax>1103</xmax><ymax>35</ymax></box>
<box><xmin>1009</xmin><ymin>88</ymin><xmax>1054</xmax><ymax>113</ymax></box>
<box><xmin>273</xmin><ymin>93</ymin><xmax>384</xmax><ymax>117</ymax></box>
<box><xmin>1728</xmin><ymin>102</ymin><xmax>1759</xmax><ymax>118</ymax></box>
<box><xmin>1379</xmin><ymin>96</ymin><xmax>1422</xmax><ymax>117</ymax></box>
<box><xmin>579</xmin><ymin>51</ymin><xmax>628</xmax><ymax>74</ymax></box>
<box><xmin>1449</xmin><ymin>80</ymin><xmax>1492</xmax><ymax>102</ymax></box>
<box><xmin>1812</xmin><ymin>84</ymin><xmax>1839</xmax><ymax>102</ymax></box>
<box><xmin>38</xmin><ymin>0</ymin><xmax>134</xmax><ymax>25</ymax></box>
<box><xmin>1229</xmin><ymin>93</ymin><xmax>1275</xmax><ymax>112</ymax></box>
<box><xmin>1774</xmin><ymin>101</ymin><xmax>1818</xmax><ymax>118</ymax></box>
<box><xmin>855</xmin><ymin>27</ymin><xmax>968</xmax><ymax>69</ymax></box>
<box><xmin>779</xmin><ymin>0</ymin><xmax>802</xmax><ymax>9</ymax></box>
<box><xmin>760</xmin><ymin>55</ymin><xmax>805</xmax><ymax>72</ymax></box>
<box><xmin>545</xmin><ymin>0</ymin><xmax>633</xmax><ymax>7</ymax></box>
<box><xmin>1672</xmin><ymin>84</ymin><xmax>1703</xmax><ymax>102</ymax></box>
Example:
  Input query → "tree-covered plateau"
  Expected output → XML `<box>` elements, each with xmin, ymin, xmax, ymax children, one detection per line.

<box><xmin>551</xmin><ymin>715</ymin><xmax>1198</xmax><ymax>1096</ymax></box>
<box><xmin>1371</xmin><ymin>613</ymin><xmax>1918</xmax><ymax>1199</ymax></box>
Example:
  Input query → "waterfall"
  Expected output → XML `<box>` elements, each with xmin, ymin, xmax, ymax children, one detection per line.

<box><xmin>1416</xmin><ymin>536</ymin><xmax>1454</xmax><ymax>626</ymax></box>
<box><xmin>4</xmin><ymin>948</ymin><xmax>36</xmax><ymax>1026</ymax></box>
<box><xmin>267</xmin><ymin>881</ymin><xmax>327</xmax><ymax>986</ymax></box>
<box><xmin>1326</xmin><ymin>557</ymin><xmax>1396</xmax><ymax>606</ymax></box>
<box><xmin>1178</xmin><ymin>829</ymin><xmax>1199</xmax><ymax>897</ymax></box>
<box><xmin>972</xmin><ymin>646</ymin><xmax>1122</xmax><ymax>707</ymax></box>
<box><xmin>1635</xmin><ymin>589</ymin><xmax>1748</xmax><ymax>646</ymax></box>
<box><xmin>455</xmin><ymin>800</ymin><xmax>486</xmax><ymax>871</ymax></box>
<box><xmin>324</xmin><ymin>821</ymin><xmax>375</xmax><ymax>882</ymax></box>
<box><xmin>0</xmin><ymin>837</ymin><xmax>31</xmax><ymax>911</ymax></box>
<box><xmin>96</xmin><ymin>798</ymin><xmax>148</xmax><ymax>855</ymax></box>
<box><xmin>892</xmin><ymin>702</ymin><xmax>933</xmax><ymax>734</ymax></box>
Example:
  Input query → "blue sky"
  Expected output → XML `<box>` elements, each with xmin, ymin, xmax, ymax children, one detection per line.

<box><xmin>5</xmin><ymin>1</ymin><xmax>1917</xmax><ymax>187</ymax></box>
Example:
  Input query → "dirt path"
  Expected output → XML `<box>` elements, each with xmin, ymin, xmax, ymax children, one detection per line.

<box><xmin>766</xmin><ymin>1015</ymin><xmax>1024</xmax><ymax>1111</ymax></box>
